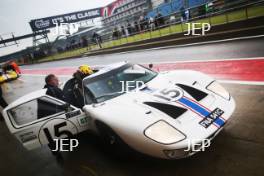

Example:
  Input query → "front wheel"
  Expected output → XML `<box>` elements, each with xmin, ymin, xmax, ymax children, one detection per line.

<box><xmin>95</xmin><ymin>121</ymin><xmax>151</xmax><ymax>160</ymax></box>
<box><xmin>96</xmin><ymin>121</ymin><xmax>120</xmax><ymax>147</ymax></box>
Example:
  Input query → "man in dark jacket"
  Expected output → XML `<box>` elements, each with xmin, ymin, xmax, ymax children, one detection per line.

<box><xmin>0</xmin><ymin>86</ymin><xmax>8</xmax><ymax>108</ymax></box>
<box><xmin>0</xmin><ymin>86</ymin><xmax>8</xmax><ymax>121</ymax></box>
<box><xmin>64</xmin><ymin>65</ymin><xmax>94</xmax><ymax>108</ymax></box>
<box><xmin>44</xmin><ymin>74</ymin><xmax>65</xmax><ymax>101</ymax></box>
<box><xmin>43</xmin><ymin>74</ymin><xmax>65</xmax><ymax>160</ymax></box>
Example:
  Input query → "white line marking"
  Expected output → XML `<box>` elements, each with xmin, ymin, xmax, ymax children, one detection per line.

<box><xmin>22</xmin><ymin>74</ymin><xmax>71</xmax><ymax>78</ymax></box>
<box><xmin>149</xmin><ymin>35</ymin><xmax>264</xmax><ymax>50</ymax></box>
<box><xmin>141</xmin><ymin>57</ymin><xmax>264</xmax><ymax>64</ymax></box>
<box><xmin>219</xmin><ymin>80</ymin><xmax>264</xmax><ymax>86</ymax></box>
<box><xmin>21</xmin><ymin>66</ymin><xmax>77</xmax><ymax>70</ymax></box>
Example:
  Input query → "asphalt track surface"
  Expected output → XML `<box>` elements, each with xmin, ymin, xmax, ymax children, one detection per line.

<box><xmin>1</xmin><ymin>36</ymin><xmax>264</xmax><ymax>176</ymax></box>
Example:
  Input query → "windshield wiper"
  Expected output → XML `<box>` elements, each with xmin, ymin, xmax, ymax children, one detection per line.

<box><xmin>95</xmin><ymin>92</ymin><xmax>124</xmax><ymax>100</ymax></box>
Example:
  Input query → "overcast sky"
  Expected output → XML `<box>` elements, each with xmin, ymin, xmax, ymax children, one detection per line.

<box><xmin>0</xmin><ymin>0</ymin><xmax>113</xmax><ymax>56</ymax></box>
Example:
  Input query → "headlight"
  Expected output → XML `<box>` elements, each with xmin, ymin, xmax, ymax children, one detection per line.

<box><xmin>144</xmin><ymin>120</ymin><xmax>186</xmax><ymax>145</ymax></box>
<box><xmin>206</xmin><ymin>81</ymin><xmax>230</xmax><ymax>100</ymax></box>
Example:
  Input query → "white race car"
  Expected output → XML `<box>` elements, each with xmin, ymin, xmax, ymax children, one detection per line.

<box><xmin>3</xmin><ymin>62</ymin><xmax>235</xmax><ymax>159</ymax></box>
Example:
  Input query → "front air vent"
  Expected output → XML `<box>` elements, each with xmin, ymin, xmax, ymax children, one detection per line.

<box><xmin>144</xmin><ymin>102</ymin><xmax>187</xmax><ymax>119</ymax></box>
<box><xmin>176</xmin><ymin>84</ymin><xmax>207</xmax><ymax>101</ymax></box>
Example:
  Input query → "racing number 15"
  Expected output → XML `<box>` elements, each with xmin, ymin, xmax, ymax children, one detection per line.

<box><xmin>43</xmin><ymin>122</ymin><xmax>73</xmax><ymax>144</ymax></box>
<box><xmin>154</xmin><ymin>88</ymin><xmax>182</xmax><ymax>101</ymax></box>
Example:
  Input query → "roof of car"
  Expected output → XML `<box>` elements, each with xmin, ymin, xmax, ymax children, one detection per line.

<box><xmin>86</xmin><ymin>61</ymin><xmax>128</xmax><ymax>80</ymax></box>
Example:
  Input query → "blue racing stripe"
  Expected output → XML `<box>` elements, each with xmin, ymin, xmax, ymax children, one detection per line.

<box><xmin>178</xmin><ymin>97</ymin><xmax>210</xmax><ymax>116</ymax></box>
<box><xmin>178</xmin><ymin>97</ymin><xmax>225</xmax><ymax>127</ymax></box>
<box><xmin>214</xmin><ymin>118</ymin><xmax>225</xmax><ymax>127</ymax></box>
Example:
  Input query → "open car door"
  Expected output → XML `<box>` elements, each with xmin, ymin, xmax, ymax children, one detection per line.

<box><xmin>2</xmin><ymin>89</ymin><xmax>91</xmax><ymax>150</ymax></box>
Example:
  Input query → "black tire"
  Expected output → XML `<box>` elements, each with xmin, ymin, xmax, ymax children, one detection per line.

<box><xmin>95</xmin><ymin>121</ymin><xmax>157</xmax><ymax>160</ymax></box>
<box><xmin>96</xmin><ymin>121</ymin><xmax>121</xmax><ymax>147</ymax></box>
<box><xmin>95</xmin><ymin>121</ymin><xmax>135</xmax><ymax>159</ymax></box>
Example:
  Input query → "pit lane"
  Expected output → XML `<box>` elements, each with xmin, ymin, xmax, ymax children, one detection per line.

<box><xmin>1</xmin><ymin>37</ymin><xmax>264</xmax><ymax>176</ymax></box>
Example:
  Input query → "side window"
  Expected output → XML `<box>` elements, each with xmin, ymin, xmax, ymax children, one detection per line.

<box><xmin>37</xmin><ymin>97</ymin><xmax>66</xmax><ymax>119</ymax></box>
<box><xmin>8</xmin><ymin>96</ymin><xmax>66</xmax><ymax>126</ymax></box>
<box><xmin>9</xmin><ymin>99</ymin><xmax>38</xmax><ymax>126</ymax></box>
<box><xmin>84</xmin><ymin>87</ymin><xmax>94</xmax><ymax>105</ymax></box>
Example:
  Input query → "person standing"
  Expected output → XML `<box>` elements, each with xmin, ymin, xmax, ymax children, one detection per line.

<box><xmin>0</xmin><ymin>86</ymin><xmax>8</xmax><ymax>121</ymax></box>
<box><xmin>44</xmin><ymin>74</ymin><xmax>65</xmax><ymax>101</ymax></box>
<box><xmin>157</xmin><ymin>12</ymin><xmax>164</xmax><ymax>27</ymax></box>
<box><xmin>139</xmin><ymin>16</ymin><xmax>145</xmax><ymax>32</ymax></box>
<box><xmin>43</xmin><ymin>74</ymin><xmax>65</xmax><ymax>160</ymax></box>
<box><xmin>180</xmin><ymin>7</ymin><xmax>186</xmax><ymax>22</ymax></box>
<box><xmin>92</xmin><ymin>32</ymin><xmax>102</xmax><ymax>48</ymax></box>
<box><xmin>134</xmin><ymin>21</ymin><xmax>140</xmax><ymax>33</ymax></box>
<box><xmin>0</xmin><ymin>86</ymin><xmax>8</xmax><ymax>109</ymax></box>
<box><xmin>10</xmin><ymin>61</ymin><xmax>21</xmax><ymax>74</ymax></box>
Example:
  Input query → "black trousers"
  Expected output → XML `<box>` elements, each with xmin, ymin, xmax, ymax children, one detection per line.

<box><xmin>0</xmin><ymin>87</ymin><xmax>7</xmax><ymax>108</ymax></box>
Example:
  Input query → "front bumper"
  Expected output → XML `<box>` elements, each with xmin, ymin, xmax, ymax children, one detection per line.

<box><xmin>162</xmin><ymin>126</ymin><xmax>224</xmax><ymax>159</ymax></box>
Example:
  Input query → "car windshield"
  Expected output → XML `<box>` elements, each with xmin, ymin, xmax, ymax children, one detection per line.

<box><xmin>83</xmin><ymin>64</ymin><xmax>158</xmax><ymax>104</ymax></box>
